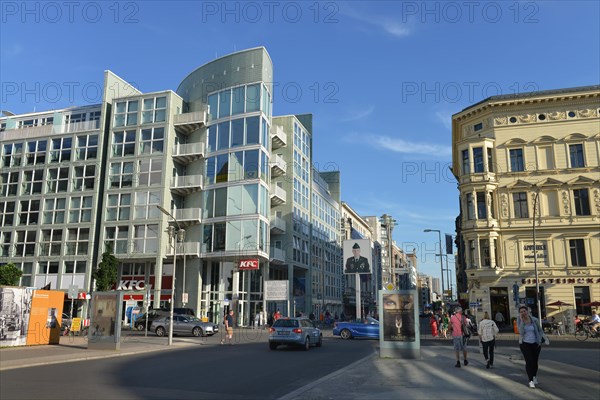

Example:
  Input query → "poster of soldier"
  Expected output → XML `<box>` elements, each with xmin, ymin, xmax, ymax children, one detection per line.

<box><xmin>343</xmin><ymin>239</ymin><xmax>372</xmax><ymax>274</ymax></box>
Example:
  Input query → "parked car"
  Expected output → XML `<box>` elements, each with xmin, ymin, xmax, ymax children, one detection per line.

<box><xmin>134</xmin><ymin>309</ymin><xmax>168</xmax><ymax>331</ymax></box>
<box><xmin>333</xmin><ymin>316</ymin><xmax>379</xmax><ymax>339</ymax></box>
<box><xmin>150</xmin><ymin>315</ymin><xmax>218</xmax><ymax>337</ymax></box>
<box><xmin>160</xmin><ymin>307</ymin><xmax>195</xmax><ymax>317</ymax></box>
<box><xmin>269</xmin><ymin>317</ymin><xmax>322</xmax><ymax>350</ymax></box>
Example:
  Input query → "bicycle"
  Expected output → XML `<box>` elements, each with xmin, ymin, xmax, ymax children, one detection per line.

<box><xmin>574</xmin><ymin>322</ymin><xmax>600</xmax><ymax>341</ymax></box>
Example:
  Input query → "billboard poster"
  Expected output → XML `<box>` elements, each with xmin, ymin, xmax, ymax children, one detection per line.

<box><xmin>26</xmin><ymin>290</ymin><xmax>64</xmax><ymax>345</ymax></box>
<box><xmin>90</xmin><ymin>293</ymin><xmax>118</xmax><ymax>338</ymax></box>
<box><xmin>0</xmin><ymin>287</ymin><xmax>33</xmax><ymax>347</ymax></box>
<box><xmin>343</xmin><ymin>239</ymin><xmax>372</xmax><ymax>274</ymax></box>
<box><xmin>382</xmin><ymin>293</ymin><xmax>415</xmax><ymax>342</ymax></box>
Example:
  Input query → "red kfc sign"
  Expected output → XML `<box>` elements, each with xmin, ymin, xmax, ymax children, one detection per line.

<box><xmin>239</xmin><ymin>259</ymin><xmax>259</xmax><ymax>270</ymax></box>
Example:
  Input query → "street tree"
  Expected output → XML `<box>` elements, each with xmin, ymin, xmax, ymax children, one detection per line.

<box><xmin>94</xmin><ymin>249</ymin><xmax>118</xmax><ymax>291</ymax></box>
<box><xmin>0</xmin><ymin>263</ymin><xmax>23</xmax><ymax>286</ymax></box>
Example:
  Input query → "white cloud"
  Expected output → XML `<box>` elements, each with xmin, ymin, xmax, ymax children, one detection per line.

<box><xmin>342</xmin><ymin>105</ymin><xmax>375</xmax><ymax>122</ymax></box>
<box><xmin>435</xmin><ymin>110</ymin><xmax>452</xmax><ymax>130</ymax></box>
<box><xmin>365</xmin><ymin>134</ymin><xmax>451</xmax><ymax>157</ymax></box>
<box><xmin>341</xmin><ymin>6</ymin><xmax>411</xmax><ymax>38</ymax></box>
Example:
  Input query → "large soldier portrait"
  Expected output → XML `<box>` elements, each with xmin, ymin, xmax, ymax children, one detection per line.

<box><xmin>344</xmin><ymin>241</ymin><xmax>371</xmax><ymax>274</ymax></box>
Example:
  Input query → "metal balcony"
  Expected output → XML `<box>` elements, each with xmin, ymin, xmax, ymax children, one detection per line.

<box><xmin>172</xmin><ymin>142</ymin><xmax>205</xmax><ymax>164</ymax></box>
<box><xmin>271</xmin><ymin>154</ymin><xmax>287</xmax><ymax>177</ymax></box>
<box><xmin>271</xmin><ymin>125</ymin><xmax>287</xmax><ymax>149</ymax></box>
<box><xmin>165</xmin><ymin>242</ymin><xmax>201</xmax><ymax>257</ymax></box>
<box><xmin>270</xmin><ymin>184</ymin><xmax>287</xmax><ymax>205</ymax></box>
<box><xmin>270</xmin><ymin>215</ymin><xmax>286</xmax><ymax>234</ymax></box>
<box><xmin>270</xmin><ymin>247</ymin><xmax>286</xmax><ymax>264</ymax></box>
<box><xmin>173</xmin><ymin>111</ymin><xmax>207</xmax><ymax>135</ymax></box>
<box><xmin>169</xmin><ymin>208</ymin><xmax>202</xmax><ymax>227</ymax></box>
<box><xmin>62</xmin><ymin>120</ymin><xmax>101</xmax><ymax>133</ymax></box>
<box><xmin>170</xmin><ymin>174</ymin><xmax>204</xmax><ymax>195</ymax></box>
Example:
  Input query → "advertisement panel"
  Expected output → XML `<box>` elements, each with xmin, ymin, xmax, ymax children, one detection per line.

<box><xmin>0</xmin><ymin>287</ymin><xmax>33</xmax><ymax>347</ymax></box>
<box><xmin>343</xmin><ymin>239</ymin><xmax>372</xmax><ymax>274</ymax></box>
<box><xmin>88</xmin><ymin>292</ymin><xmax>122</xmax><ymax>350</ymax></box>
<box><xmin>265</xmin><ymin>281</ymin><xmax>288</xmax><ymax>301</ymax></box>
<box><xmin>26</xmin><ymin>290</ymin><xmax>64</xmax><ymax>345</ymax></box>
<box><xmin>381</xmin><ymin>292</ymin><xmax>416</xmax><ymax>342</ymax></box>
<box><xmin>238</xmin><ymin>259</ymin><xmax>259</xmax><ymax>270</ymax></box>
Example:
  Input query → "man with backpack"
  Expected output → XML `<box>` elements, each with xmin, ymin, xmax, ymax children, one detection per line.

<box><xmin>450</xmin><ymin>307</ymin><xmax>472</xmax><ymax>367</ymax></box>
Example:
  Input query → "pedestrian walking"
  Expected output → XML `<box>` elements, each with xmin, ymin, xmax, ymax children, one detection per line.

<box><xmin>254</xmin><ymin>311</ymin><xmax>260</xmax><ymax>329</ymax></box>
<box><xmin>478</xmin><ymin>312</ymin><xmax>499</xmax><ymax>369</ymax></box>
<box><xmin>495</xmin><ymin>310</ymin><xmax>505</xmax><ymax>328</ymax></box>
<box><xmin>429</xmin><ymin>314</ymin><xmax>438</xmax><ymax>337</ymax></box>
<box><xmin>441</xmin><ymin>312</ymin><xmax>449</xmax><ymax>339</ymax></box>
<box><xmin>449</xmin><ymin>307</ymin><xmax>470</xmax><ymax>367</ymax></box>
<box><xmin>221</xmin><ymin>310</ymin><xmax>234</xmax><ymax>345</ymax></box>
<box><xmin>518</xmin><ymin>306</ymin><xmax>546</xmax><ymax>388</ymax></box>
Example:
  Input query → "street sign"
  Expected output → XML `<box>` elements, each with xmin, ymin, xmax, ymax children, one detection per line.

<box><xmin>68</xmin><ymin>285</ymin><xmax>78</xmax><ymax>299</ymax></box>
<box><xmin>71</xmin><ymin>318</ymin><xmax>82</xmax><ymax>332</ymax></box>
<box><xmin>182</xmin><ymin>293</ymin><xmax>188</xmax><ymax>304</ymax></box>
<box><xmin>469</xmin><ymin>302</ymin><xmax>481</xmax><ymax>307</ymax></box>
<box><xmin>385</xmin><ymin>283</ymin><xmax>395</xmax><ymax>290</ymax></box>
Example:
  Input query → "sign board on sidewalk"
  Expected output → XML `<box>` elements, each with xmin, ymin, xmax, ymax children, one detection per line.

<box><xmin>71</xmin><ymin>318</ymin><xmax>82</xmax><ymax>332</ymax></box>
<box><xmin>265</xmin><ymin>281</ymin><xmax>288</xmax><ymax>301</ymax></box>
<box><xmin>68</xmin><ymin>285</ymin><xmax>78</xmax><ymax>299</ymax></box>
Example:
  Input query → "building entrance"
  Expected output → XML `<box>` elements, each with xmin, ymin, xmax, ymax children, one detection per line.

<box><xmin>489</xmin><ymin>287</ymin><xmax>509</xmax><ymax>327</ymax></box>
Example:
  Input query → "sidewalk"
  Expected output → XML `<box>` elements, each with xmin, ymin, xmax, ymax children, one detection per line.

<box><xmin>2</xmin><ymin>331</ymin><xmax>598</xmax><ymax>400</ymax></box>
<box><xmin>282</xmin><ymin>341</ymin><xmax>600</xmax><ymax>400</ymax></box>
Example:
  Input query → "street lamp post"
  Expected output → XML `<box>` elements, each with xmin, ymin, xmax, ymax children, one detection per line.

<box><xmin>157</xmin><ymin>205</ymin><xmax>185</xmax><ymax>346</ymax></box>
<box><xmin>424</xmin><ymin>229</ymin><xmax>445</xmax><ymax>301</ymax></box>
<box><xmin>532</xmin><ymin>191</ymin><xmax>543</xmax><ymax>321</ymax></box>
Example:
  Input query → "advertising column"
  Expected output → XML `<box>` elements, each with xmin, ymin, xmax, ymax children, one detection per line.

<box><xmin>379</xmin><ymin>290</ymin><xmax>420</xmax><ymax>359</ymax></box>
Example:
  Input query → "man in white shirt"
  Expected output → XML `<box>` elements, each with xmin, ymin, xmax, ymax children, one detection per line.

<box><xmin>495</xmin><ymin>311</ymin><xmax>505</xmax><ymax>327</ymax></box>
<box><xmin>478</xmin><ymin>312</ymin><xmax>500</xmax><ymax>369</ymax></box>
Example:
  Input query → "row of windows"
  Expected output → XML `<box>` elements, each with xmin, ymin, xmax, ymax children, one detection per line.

<box><xmin>201</xmin><ymin>184</ymin><xmax>268</xmax><ymax>219</ymax></box>
<box><xmin>0</xmin><ymin>228</ymin><xmax>90</xmax><ymax>257</ymax></box>
<box><xmin>207</xmin><ymin>116</ymin><xmax>270</xmax><ymax>153</ymax></box>
<box><xmin>207</xmin><ymin>83</ymin><xmax>271</xmax><ymax>121</ymax></box>
<box><xmin>1</xmin><ymin>135</ymin><xmax>98</xmax><ymax>167</ymax></box>
<box><xmin>0</xmin><ymin>166</ymin><xmax>96</xmax><ymax>197</ymax></box>
<box><xmin>111</xmin><ymin>127</ymin><xmax>164</xmax><ymax>157</ymax></box>
<box><xmin>464</xmin><ymin>188</ymin><xmax>592</xmax><ymax>220</ymax></box>
<box><xmin>205</xmin><ymin>149</ymin><xmax>269</xmax><ymax>185</ymax></box>
<box><xmin>0</xmin><ymin>196</ymin><xmax>93</xmax><ymax>226</ymax></box>
<box><xmin>461</xmin><ymin>143</ymin><xmax>586</xmax><ymax>175</ymax></box>
<box><xmin>106</xmin><ymin>191</ymin><xmax>162</xmax><ymax>221</ymax></box>
<box><xmin>114</xmin><ymin>97</ymin><xmax>167</xmax><ymax>127</ymax></box>
<box><xmin>103</xmin><ymin>225</ymin><xmax>160</xmax><ymax>254</ymax></box>
<box><xmin>10</xmin><ymin>261</ymin><xmax>89</xmax><ymax>288</ymax></box>
<box><xmin>108</xmin><ymin>159</ymin><xmax>163</xmax><ymax>188</ymax></box>
<box><xmin>468</xmin><ymin>238</ymin><xmax>587</xmax><ymax>268</ymax></box>
<box><xmin>201</xmin><ymin>219</ymin><xmax>268</xmax><ymax>253</ymax></box>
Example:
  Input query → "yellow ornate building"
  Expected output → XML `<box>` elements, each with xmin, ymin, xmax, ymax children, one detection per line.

<box><xmin>452</xmin><ymin>86</ymin><xmax>600</xmax><ymax>327</ymax></box>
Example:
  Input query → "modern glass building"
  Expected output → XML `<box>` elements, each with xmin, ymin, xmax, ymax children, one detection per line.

<box><xmin>0</xmin><ymin>47</ymin><xmax>344</xmax><ymax>325</ymax></box>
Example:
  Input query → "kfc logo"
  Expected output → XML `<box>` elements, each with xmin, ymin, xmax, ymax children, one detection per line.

<box><xmin>239</xmin><ymin>259</ymin><xmax>259</xmax><ymax>270</ymax></box>
<box><xmin>116</xmin><ymin>280</ymin><xmax>150</xmax><ymax>291</ymax></box>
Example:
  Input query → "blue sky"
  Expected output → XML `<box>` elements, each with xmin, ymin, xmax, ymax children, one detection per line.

<box><xmin>2</xmin><ymin>1</ymin><xmax>599</xmax><ymax>287</ymax></box>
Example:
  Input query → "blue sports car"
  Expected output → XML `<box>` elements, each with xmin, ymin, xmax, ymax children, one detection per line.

<box><xmin>333</xmin><ymin>317</ymin><xmax>379</xmax><ymax>339</ymax></box>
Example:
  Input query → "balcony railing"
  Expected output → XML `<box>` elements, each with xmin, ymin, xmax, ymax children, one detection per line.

<box><xmin>62</xmin><ymin>120</ymin><xmax>101</xmax><ymax>133</ymax></box>
<box><xmin>168</xmin><ymin>208</ymin><xmax>202</xmax><ymax>226</ymax></box>
<box><xmin>270</xmin><ymin>215</ymin><xmax>286</xmax><ymax>234</ymax></box>
<box><xmin>270</xmin><ymin>247</ymin><xmax>286</xmax><ymax>264</ymax></box>
<box><xmin>173</xmin><ymin>111</ymin><xmax>207</xmax><ymax>135</ymax></box>
<box><xmin>271</xmin><ymin>154</ymin><xmax>287</xmax><ymax>177</ymax></box>
<box><xmin>172</xmin><ymin>142</ymin><xmax>205</xmax><ymax>164</ymax></box>
<box><xmin>170</xmin><ymin>174</ymin><xmax>204</xmax><ymax>195</ymax></box>
<box><xmin>270</xmin><ymin>184</ymin><xmax>287</xmax><ymax>205</ymax></box>
<box><xmin>165</xmin><ymin>242</ymin><xmax>201</xmax><ymax>257</ymax></box>
<box><xmin>271</xmin><ymin>125</ymin><xmax>287</xmax><ymax>149</ymax></box>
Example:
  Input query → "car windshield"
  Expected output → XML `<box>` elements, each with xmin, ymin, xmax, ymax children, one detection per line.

<box><xmin>273</xmin><ymin>319</ymin><xmax>298</xmax><ymax>328</ymax></box>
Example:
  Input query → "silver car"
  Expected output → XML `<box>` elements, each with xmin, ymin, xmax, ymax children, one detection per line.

<box><xmin>151</xmin><ymin>316</ymin><xmax>219</xmax><ymax>337</ymax></box>
<box><xmin>269</xmin><ymin>318</ymin><xmax>323</xmax><ymax>350</ymax></box>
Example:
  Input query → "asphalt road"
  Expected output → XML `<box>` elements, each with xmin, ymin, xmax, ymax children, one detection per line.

<box><xmin>0</xmin><ymin>334</ymin><xmax>376</xmax><ymax>400</ymax></box>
